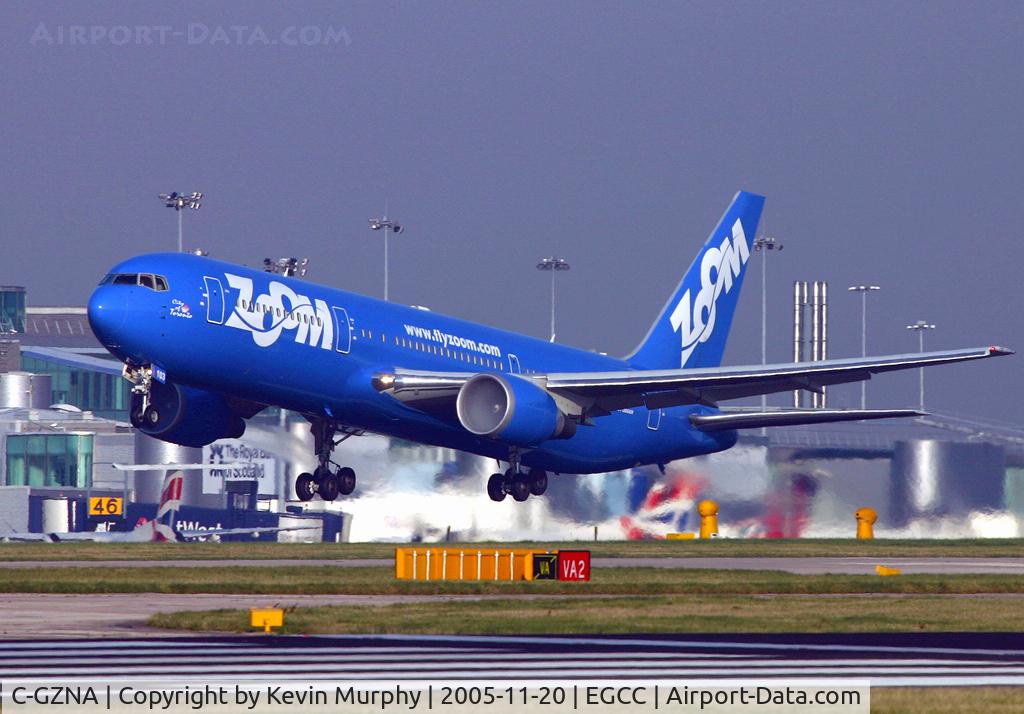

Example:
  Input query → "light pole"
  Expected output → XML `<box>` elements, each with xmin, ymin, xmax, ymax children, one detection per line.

<box><xmin>906</xmin><ymin>320</ymin><xmax>936</xmax><ymax>411</ymax></box>
<box><xmin>536</xmin><ymin>257</ymin><xmax>570</xmax><ymax>341</ymax></box>
<box><xmin>753</xmin><ymin>236</ymin><xmax>783</xmax><ymax>413</ymax></box>
<box><xmin>369</xmin><ymin>216</ymin><xmax>404</xmax><ymax>301</ymax></box>
<box><xmin>158</xmin><ymin>192</ymin><xmax>202</xmax><ymax>253</ymax></box>
<box><xmin>848</xmin><ymin>285</ymin><xmax>881</xmax><ymax>408</ymax></box>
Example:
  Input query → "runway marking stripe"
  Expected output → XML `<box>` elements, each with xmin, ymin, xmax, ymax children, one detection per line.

<box><xmin>7</xmin><ymin>663</ymin><xmax>1024</xmax><ymax>677</ymax></box>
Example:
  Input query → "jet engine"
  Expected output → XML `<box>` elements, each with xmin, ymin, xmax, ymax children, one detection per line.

<box><xmin>456</xmin><ymin>373</ymin><xmax>576</xmax><ymax>446</ymax></box>
<box><xmin>132</xmin><ymin>381</ymin><xmax>246</xmax><ymax>448</ymax></box>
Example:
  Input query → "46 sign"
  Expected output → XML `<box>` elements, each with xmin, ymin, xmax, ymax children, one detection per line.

<box><xmin>88</xmin><ymin>496</ymin><xmax>123</xmax><ymax>517</ymax></box>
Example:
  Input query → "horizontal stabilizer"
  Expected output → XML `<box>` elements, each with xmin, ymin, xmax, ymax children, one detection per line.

<box><xmin>689</xmin><ymin>408</ymin><xmax>923</xmax><ymax>431</ymax></box>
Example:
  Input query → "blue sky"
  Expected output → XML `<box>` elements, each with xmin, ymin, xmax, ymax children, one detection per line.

<box><xmin>1</xmin><ymin>1</ymin><xmax>1021</xmax><ymax>421</ymax></box>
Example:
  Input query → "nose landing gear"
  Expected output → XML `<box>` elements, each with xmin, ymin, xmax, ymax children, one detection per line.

<box><xmin>125</xmin><ymin>364</ymin><xmax>154</xmax><ymax>428</ymax></box>
<box><xmin>294</xmin><ymin>420</ymin><xmax>362</xmax><ymax>502</ymax></box>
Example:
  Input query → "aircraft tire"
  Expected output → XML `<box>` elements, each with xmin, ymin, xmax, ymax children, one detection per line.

<box><xmin>295</xmin><ymin>473</ymin><xmax>316</xmax><ymax>502</ymax></box>
<box><xmin>338</xmin><ymin>467</ymin><xmax>356</xmax><ymax>496</ymax></box>
<box><xmin>319</xmin><ymin>473</ymin><xmax>340</xmax><ymax>501</ymax></box>
<box><xmin>487</xmin><ymin>473</ymin><xmax>506</xmax><ymax>502</ymax></box>
<box><xmin>510</xmin><ymin>474</ymin><xmax>531</xmax><ymax>502</ymax></box>
<box><xmin>143</xmin><ymin>405</ymin><xmax>160</xmax><ymax>426</ymax></box>
<box><xmin>529</xmin><ymin>469</ymin><xmax>548</xmax><ymax>496</ymax></box>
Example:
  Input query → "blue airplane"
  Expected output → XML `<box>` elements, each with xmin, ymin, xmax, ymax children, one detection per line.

<box><xmin>86</xmin><ymin>191</ymin><xmax>1011</xmax><ymax>503</ymax></box>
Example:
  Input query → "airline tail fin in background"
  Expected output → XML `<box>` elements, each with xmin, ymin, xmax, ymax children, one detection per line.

<box><xmin>152</xmin><ymin>472</ymin><xmax>183</xmax><ymax>542</ymax></box>
<box><xmin>627</xmin><ymin>191</ymin><xmax>765</xmax><ymax>370</ymax></box>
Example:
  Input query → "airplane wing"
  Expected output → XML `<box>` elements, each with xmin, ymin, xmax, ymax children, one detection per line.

<box><xmin>545</xmin><ymin>346</ymin><xmax>1012</xmax><ymax>413</ymax></box>
<box><xmin>175</xmin><ymin>525</ymin><xmax>313</xmax><ymax>541</ymax></box>
<box><xmin>0</xmin><ymin>533</ymin><xmax>57</xmax><ymax>542</ymax></box>
<box><xmin>375</xmin><ymin>346</ymin><xmax>1011</xmax><ymax>417</ymax></box>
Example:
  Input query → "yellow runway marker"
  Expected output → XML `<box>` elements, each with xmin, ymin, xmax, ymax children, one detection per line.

<box><xmin>250</xmin><ymin>608</ymin><xmax>283</xmax><ymax>633</ymax></box>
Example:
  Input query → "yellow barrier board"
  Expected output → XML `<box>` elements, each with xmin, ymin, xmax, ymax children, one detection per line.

<box><xmin>395</xmin><ymin>548</ymin><xmax>555</xmax><ymax>581</ymax></box>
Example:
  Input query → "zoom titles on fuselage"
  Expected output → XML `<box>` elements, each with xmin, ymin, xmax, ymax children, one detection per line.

<box><xmin>222</xmin><ymin>273</ymin><xmax>335</xmax><ymax>349</ymax></box>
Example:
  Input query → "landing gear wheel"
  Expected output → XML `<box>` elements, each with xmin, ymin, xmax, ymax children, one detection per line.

<box><xmin>319</xmin><ymin>472</ymin><xmax>340</xmax><ymax>501</ymax></box>
<box><xmin>130</xmin><ymin>406</ymin><xmax>145</xmax><ymax>428</ymax></box>
<box><xmin>143</xmin><ymin>405</ymin><xmax>160</xmax><ymax>426</ymax></box>
<box><xmin>509</xmin><ymin>474</ymin><xmax>531</xmax><ymax>502</ymax></box>
<box><xmin>487</xmin><ymin>473</ymin><xmax>507</xmax><ymax>502</ymax></box>
<box><xmin>295</xmin><ymin>472</ymin><xmax>316</xmax><ymax>502</ymax></box>
<box><xmin>337</xmin><ymin>467</ymin><xmax>356</xmax><ymax>496</ymax></box>
<box><xmin>529</xmin><ymin>469</ymin><xmax>548</xmax><ymax>496</ymax></box>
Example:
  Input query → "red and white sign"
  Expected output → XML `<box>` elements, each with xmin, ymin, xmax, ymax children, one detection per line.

<box><xmin>558</xmin><ymin>550</ymin><xmax>591</xmax><ymax>581</ymax></box>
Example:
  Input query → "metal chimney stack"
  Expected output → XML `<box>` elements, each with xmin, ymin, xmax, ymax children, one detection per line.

<box><xmin>792</xmin><ymin>280</ymin><xmax>828</xmax><ymax>408</ymax></box>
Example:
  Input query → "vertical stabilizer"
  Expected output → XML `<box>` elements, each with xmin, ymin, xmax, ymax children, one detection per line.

<box><xmin>627</xmin><ymin>191</ymin><xmax>765</xmax><ymax>370</ymax></box>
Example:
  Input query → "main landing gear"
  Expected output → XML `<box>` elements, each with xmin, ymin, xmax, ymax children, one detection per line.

<box><xmin>295</xmin><ymin>421</ymin><xmax>361</xmax><ymax>502</ymax></box>
<box><xmin>487</xmin><ymin>452</ymin><xmax>548</xmax><ymax>503</ymax></box>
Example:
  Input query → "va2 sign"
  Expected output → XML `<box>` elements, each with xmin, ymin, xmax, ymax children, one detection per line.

<box><xmin>558</xmin><ymin>550</ymin><xmax>591</xmax><ymax>581</ymax></box>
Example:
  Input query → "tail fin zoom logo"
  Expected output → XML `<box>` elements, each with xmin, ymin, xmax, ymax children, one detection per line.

<box><xmin>223</xmin><ymin>274</ymin><xmax>334</xmax><ymax>349</ymax></box>
<box><xmin>669</xmin><ymin>219</ymin><xmax>750</xmax><ymax>367</ymax></box>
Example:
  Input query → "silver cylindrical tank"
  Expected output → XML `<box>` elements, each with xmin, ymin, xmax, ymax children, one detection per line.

<box><xmin>41</xmin><ymin>497</ymin><xmax>70</xmax><ymax>533</ymax></box>
<box><xmin>0</xmin><ymin>372</ymin><xmax>52</xmax><ymax>408</ymax></box>
<box><xmin>133</xmin><ymin>432</ymin><xmax>203</xmax><ymax>504</ymax></box>
<box><xmin>890</xmin><ymin>440</ymin><xmax>1005</xmax><ymax>526</ymax></box>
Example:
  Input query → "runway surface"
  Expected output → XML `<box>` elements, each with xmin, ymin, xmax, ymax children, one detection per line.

<box><xmin>2</xmin><ymin>633</ymin><xmax>1024</xmax><ymax>687</ymax></box>
<box><xmin>5</xmin><ymin>556</ymin><xmax>1024</xmax><ymax>574</ymax></box>
<box><xmin>0</xmin><ymin>594</ymin><xmax>605</xmax><ymax>639</ymax></box>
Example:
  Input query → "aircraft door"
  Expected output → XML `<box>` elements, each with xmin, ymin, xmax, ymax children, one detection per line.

<box><xmin>647</xmin><ymin>408</ymin><xmax>662</xmax><ymax>431</ymax></box>
<box><xmin>203</xmin><ymin>277</ymin><xmax>225</xmax><ymax>325</ymax></box>
<box><xmin>508</xmin><ymin>354</ymin><xmax>521</xmax><ymax>374</ymax></box>
<box><xmin>332</xmin><ymin>307</ymin><xmax>352</xmax><ymax>354</ymax></box>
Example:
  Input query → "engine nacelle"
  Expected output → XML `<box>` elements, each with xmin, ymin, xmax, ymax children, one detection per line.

<box><xmin>133</xmin><ymin>381</ymin><xmax>245</xmax><ymax>448</ymax></box>
<box><xmin>456</xmin><ymin>373</ymin><xmax>576</xmax><ymax>446</ymax></box>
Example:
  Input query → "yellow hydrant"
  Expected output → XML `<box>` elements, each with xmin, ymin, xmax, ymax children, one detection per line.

<box><xmin>698</xmin><ymin>499</ymin><xmax>719</xmax><ymax>539</ymax></box>
<box><xmin>855</xmin><ymin>507</ymin><xmax>877</xmax><ymax>540</ymax></box>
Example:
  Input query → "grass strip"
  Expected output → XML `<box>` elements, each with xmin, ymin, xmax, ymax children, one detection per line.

<box><xmin>1</xmin><ymin>539</ymin><xmax>1023</xmax><ymax>561</ymax></box>
<box><xmin>147</xmin><ymin>593</ymin><xmax>1024</xmax><ymax>634</ymax></box>
<box><xmin>2</xmin><ymin>566</ymin><xmax>1023</xmax><ymax>595</ymax></box>
<box><xmin>873</xmin><ymin>687</ymin><xmax>1024</xmax><ymax>713</ymax></box>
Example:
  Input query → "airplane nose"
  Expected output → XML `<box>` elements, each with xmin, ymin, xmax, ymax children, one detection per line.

<box><xmin>87</xmin><ymin>286</ymin><xmax>127</xmax><ymax>347</ymax></box>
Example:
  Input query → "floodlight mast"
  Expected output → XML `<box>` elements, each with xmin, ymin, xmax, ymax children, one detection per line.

<box><xmin>536</xmin><ymin>257</ymin><xmax>570</xmax><ymax>342</ymax></box>
<box><xmin>369</xmin><ymin>216</ymin><xmax>404</xmax><ymax>301</ymax></box>
<box><xmin>158</xmin><ymin>191</ymin><xmax>203</xmax><ymax>253</ymax></box>
<box><xmin>848</xmin><ymin>285</ymin><xmax>881</xmax><ymax>408</ymax></box>
<box><xmin>753</xmin><ymin>236</ymin><xmax>783</xmax><ymax>417</ymax></box>
<box><xmin>906</xmin><ymin>320</ymin><xmax>936</xmax><ymax>411</ymax></box>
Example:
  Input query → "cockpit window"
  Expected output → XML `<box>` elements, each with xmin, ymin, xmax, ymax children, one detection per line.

<box><xmin>99</xmin><ymin>273</ymin><xmax>170</xmax><ymax>291</ymax></box>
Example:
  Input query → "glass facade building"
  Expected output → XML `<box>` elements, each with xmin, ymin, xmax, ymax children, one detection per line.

<box><xmin>4</xmin><ymin>433</ymin><xmax>94</xmax><ymax>488</ymax></box>
<box><xmin>20</xmin><ymin>354</ymin><xmax>130</xmax><ymax>420</ymax></box>
<box><xmin>0</xmin><ymin>286</ymin><xmax>26</xmax><ymax>333</ymax></box>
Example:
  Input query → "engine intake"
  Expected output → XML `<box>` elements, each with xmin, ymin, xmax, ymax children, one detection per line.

<box><xmin>456</xmin><ymin>373</ymin><xmax>575</xmax><ymax>446</ymax></box>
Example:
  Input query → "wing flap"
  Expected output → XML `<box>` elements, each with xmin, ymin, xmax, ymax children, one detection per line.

<box><xmin>690</xmin><ymin>408</ymin><xmax>923</xmax><ymax>431</ymax></box>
